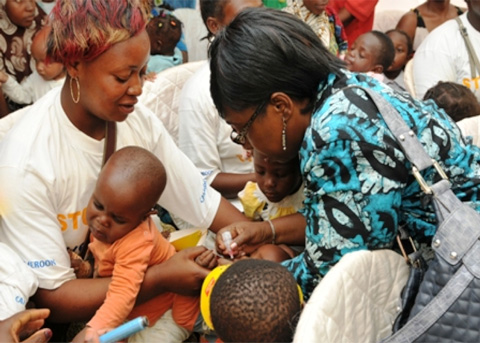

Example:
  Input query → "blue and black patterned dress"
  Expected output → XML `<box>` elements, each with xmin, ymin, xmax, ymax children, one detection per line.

<box><xmin>282</xmin><ymin>70</ymin><xmax>480</xmax><ymax>299</ymax></box>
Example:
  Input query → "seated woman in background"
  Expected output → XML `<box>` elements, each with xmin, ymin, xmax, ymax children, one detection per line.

<box><xmin>210</xmin><ymin>7</ymin><xmax>480</xmax><ymax>299</ymax></box>
<box><xmin>396</xmin><ymin>0</ymin><xmax>464</xmax><ymax>52</ymax></box>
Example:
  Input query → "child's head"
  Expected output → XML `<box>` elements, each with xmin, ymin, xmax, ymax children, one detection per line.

<box><xmin>31</xmin><ymin>25</ymin><xmax>65</xmax><ymax>81</ymax></box>
<box><xmin>253</xmin><ymin>150</ymin><xmax>302</xmax><ymax>203</ymax></box>
<box><xmin>303</xmin><ymin>0</ymin><xmax>329</xmax><ymax>15</ymax></box>
<box><xmin>146</xmin><ymin>7</ymin><xmax>182</xmax><ymax>56</ymax></box>
<box><xmin>87</xmin><ymin>146</ymin><xmax>167</xmax><ymax>244</ymax></box>
<box><xmin>345</xmin><ymin>30</ymin><xmax>395</xmax><ymax>74</ymax></box>
<box><xmin>423</xmin><ymin>81</ymin><xmax>480</xmax><ymax>122</ymax></box>
<box><xmin>385</xmin><ymin>29</ymin><xmax>413</xmax><ymax>73</ymax></box>
<box><xmin>203</xmin><ymin>259</ymin><xmax>302</xmax><ymax>342</ymax></box>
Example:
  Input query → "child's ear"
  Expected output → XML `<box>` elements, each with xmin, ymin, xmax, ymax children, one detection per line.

<box><xmin>372</xmin><ymin>64</ymin><xmax>384</xmax><ymax>74</ymax></box>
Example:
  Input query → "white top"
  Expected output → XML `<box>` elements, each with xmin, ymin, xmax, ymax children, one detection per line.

<box><xmin>2</xmin><ymin>72</ymin><xmax>64</xmax><ymax>105</ymax></box>
<box><xmin>413</xmin><ymin>13</ymin><xmax>480</xmax><ymax>101</ymax></box>
<box><xmin>0</xmin><ymin>243</ymin><xmax>38</xmax><ymax>320</ymax></box>
<box><xmin>0</xmin><ymin>87</ymin><xmax>220</xmax><ymax>289</ymax></box>
<box><xmin>177</xmin><ymin>62</ymin><xmax>254</xmax><ymax>185</ymax></box>
<box><xmin>457</xmin><ymin>115</ymin><xmax>480</xmax><ymax>147</ymax></box>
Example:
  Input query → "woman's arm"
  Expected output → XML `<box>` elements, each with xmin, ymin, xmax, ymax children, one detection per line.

<box><xmin>33</xmin><ymin>246</ymin><xmax>211</xmax><ymax>323</ymax></box>
<box><xmin>211</xmin><ymin>172</ymin><xmax>256</xmax><ymax>199</ymax></box>
<box><xmin>395</xmin><ymin>11</ymin><xmax>417</xmax><ymax>44</ymax></box>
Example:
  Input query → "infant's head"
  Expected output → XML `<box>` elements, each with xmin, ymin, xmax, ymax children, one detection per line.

<box><xmin>423</xmin><ymin>81</ymin><xmax>480</xmax><ymax>122</ymax></box>
<box><xmin>31</xmin><ymin>25</ymin><xmax>65</xmax><ymax>81</ymax></box>
<box><xmin>345</xmin><ymin>30</ymin><xmax>394</xmax><ymax>74</ymax></box>
<box><xmin>146</xmin><ymin>7</ymin><xmax>182</xmax><ymax>56</ymax></box>
<box><xmin>202</xmin><ymin>259</ymin><xmax>303</xmax><ymax>342</ymax></box>
<box><xmin>87</xmin><ymin>146</ymin><xmax>167</xmax><ymax>244</ymax></box>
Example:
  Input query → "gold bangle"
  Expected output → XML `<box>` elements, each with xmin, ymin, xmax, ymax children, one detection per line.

<box><xmin>267</xmin><ymin>220</ymin><xmax>276</xmax><ymax>244</ymax></box>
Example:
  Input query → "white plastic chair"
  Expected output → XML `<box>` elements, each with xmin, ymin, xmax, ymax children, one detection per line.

<box><xmin>140</xmin><ymin>60</ymin><xmax>206</xmax><ymax>145</ymax></box>
<box><xmin>293</xmin><ymin>249</ymin><xmax>409</xmax><ymax>343</ymax></box>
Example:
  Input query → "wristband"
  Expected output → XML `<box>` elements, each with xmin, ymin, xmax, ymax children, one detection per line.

<box><xmin>267</xmin><ymin>220</ymin><xmax>276</xmax><ymax>244</ymax></box>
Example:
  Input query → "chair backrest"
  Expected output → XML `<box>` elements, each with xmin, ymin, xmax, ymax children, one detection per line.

<box><xmin>140</xmin><ymin>60</ymin><xmax>206</xmax><ymax>145</ymax></box>
<box><xmin>293</xmin><ymin>249</ymin><xmax>409</xmax><ymax>343</ymax></box>
<box><xmin>173</xmin><ymin>8</ymin><xmax>209</xmax><ymax>62</ymax></box>
<box><xmin>403</xmin><ymin>59</ymin><xmax>416</xmax><ymax>98</ymax></box>
<box><xmin>373</xmin><ymin>10</ymin><xmax>405</xmax><ymax>33</ymax></box>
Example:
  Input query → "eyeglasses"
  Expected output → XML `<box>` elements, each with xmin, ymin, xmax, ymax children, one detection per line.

<box><xmin>230</xmin><ymin>102</ymin><xmax>266</xmax><ymax>145</ymax></box>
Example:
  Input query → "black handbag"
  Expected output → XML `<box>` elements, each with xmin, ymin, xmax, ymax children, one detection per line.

<box><xmin>344</xmin><ymin>86</ymin><xmax>480</xmax><ymax>342</ymax></box>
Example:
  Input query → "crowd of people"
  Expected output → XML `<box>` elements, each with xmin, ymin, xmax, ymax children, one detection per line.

<box><xmin>1</xmin><ymin>0</ymin><xmax>480</xmax><ymax>342</ymax></box>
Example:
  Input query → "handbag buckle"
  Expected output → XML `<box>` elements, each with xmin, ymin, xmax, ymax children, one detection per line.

<box><xmin>412</xmin><ymin>160</ymin><xmax>449</xmax><ymax>195</ymax></box>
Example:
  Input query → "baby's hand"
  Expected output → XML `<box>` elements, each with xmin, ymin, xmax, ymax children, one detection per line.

<box><xmin>0</xmin><ymin>71</ymin><xmax>8</xmax><ymax>85</ymax></box>
<box><xmin>194</xmin><ymin>249</ymin><xmax>218</xmax><ymax>270</ymax></box>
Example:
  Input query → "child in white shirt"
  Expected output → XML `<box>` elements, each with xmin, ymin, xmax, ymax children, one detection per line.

<box><xmin>0</xmin><ymin>25</ymin><xmax>65</xmax><ymax>105</ymax></box>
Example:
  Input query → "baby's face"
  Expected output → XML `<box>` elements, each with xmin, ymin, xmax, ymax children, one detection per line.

<box><xmin>387</xmin><ymin>31</ymin><xmax>410</xmax><ymax>72</ymax></box>
<box><xmin>254</xmin><ymin>152</ymin><xmax>301</xmax><ymax>203</ymax></box>
<box><xmin>86</xmin><ymin>172</ymin><xmax>150</xmax><ymax>244</ymax></box>
<box><xmin>345</xmin><ymin>33</ymin><xmax>381</xmax><ymax>73</ymax></box>
<box><xmin>31</xmin><ymin>39</ymin><xmax>65</xmax><ymax>81</ymax></box>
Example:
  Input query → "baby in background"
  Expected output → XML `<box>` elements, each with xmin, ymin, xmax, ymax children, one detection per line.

<box><xmin>145</xmin><ymin>7</ymin><xmax>184</xmax><ymax>77</ymax></box>
<box><xmin>238</xmin><ymin>150</ymin><xmax>305</xmax><ymax>262</ymax></box>
<box><xmin>384</xmin><ymin>29</ymin><xmax>413</xmax><ymax>92</ymax></box>
<box><xmin>201</xmin><ymin>259</ymin><xmax>303</xmax><ymax>343</ymax></box>
<box><xmin>0</xmin><ymin>25</ymin><xmax>65</xmax><ymax>105</ymax></box>
<box><xmin>72</xmin><ymin>146</ymin><xmax>216</xmax><ymax>343</ymax></box>
<box><xmin>424</xmin><ymin>81</ymin><xmax>480</xmax><ymax>148</ymax></box>
<box><xmin>344</xmin><ymin>30</ymin><xmax>395</xmax><ymax>83</ymax></box>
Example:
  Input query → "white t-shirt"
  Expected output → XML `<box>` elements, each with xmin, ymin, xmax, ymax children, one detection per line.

<box><xmin>2</xmin><ymin>72</ymin><xmax>64</xmax><ymax>105</ymax></box>
<box><xmin>413</xmin><ymin>13</ymin><xmax>480</xmax><ymax>101</ymax></box>
<box><xmin>177</xmin><ymin>62</ymin><xmax>254</xmax><ymax>185</ymax></box>
<box><xmin>0</xmin><ymin>243</ymin><xmax>38</xmax><ymax>320</ymax></box>
<box><xmin>0</xmin><ymin>87</ymin><xmax>221</xmax><ymax>290</ymax></box>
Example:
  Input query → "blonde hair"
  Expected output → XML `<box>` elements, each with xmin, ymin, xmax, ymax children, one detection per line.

<box><xmin>48</xmin><ymin>0</ymin><xmax>149</xmax><ymax>64</ymax></box>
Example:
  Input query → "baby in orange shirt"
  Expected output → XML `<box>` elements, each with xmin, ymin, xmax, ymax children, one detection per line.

<box><xmin>73</xmin><ymin>146</ymin><xmax>216</xmax><ymax>343</ymax></box>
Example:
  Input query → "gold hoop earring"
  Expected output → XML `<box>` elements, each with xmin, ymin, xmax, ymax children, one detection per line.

<box><xmin>282</xmin><ymin>117</ymin><xmax>287</xmax><ymax>151</ymax></box>
<box><xmin>70</xmin><ymin>77</ymin><xmax>80</xmax><ymax>104</ymax></box>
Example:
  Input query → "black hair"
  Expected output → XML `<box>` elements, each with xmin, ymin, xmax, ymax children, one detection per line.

<box><xmin>199</xmin><ymin>0</ymin><xmax>228</xmax><ymax>41</ymax></box>
<box><xmin>209</xmin><ymin>7</ymin><xmax>345</xmax><ymax>118</ymax></box>
<box><xmin>423</xmin><ymin>81</ymin><xmax>480</xmax><ymax>122</ymax></box>
<box><xmin>369</xmin><ymin>30</ymin><xmax>395</xmax><ymax>71</ymax></box>
<box><xmin>385</xmin><ymin>28</ymin><xmax>413</xmax><ymax>55</ymax></box>
<box><xmin>210</xmin><ymin>259</ymin><xmax>302</xmax><ymax>342</ymax></box>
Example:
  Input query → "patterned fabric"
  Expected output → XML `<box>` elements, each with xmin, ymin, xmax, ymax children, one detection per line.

<box><xmin>283</xmin><ymin>2</ymin><xmax>347</xmax><ymax>58</ymax></box>
<box><xmin>0</xmin><ymin>3</ymin><xmax>46</xmax><ymax>83</ymax></box>
<box><xmin>238</xmin><ymin>180</ymin><xmax>305</xmax><ymax>221</ymax></box>
<box><xmin>282</xmin><ymin>70</ymin><xmax>480</xmax><ymax>299</ymax></box>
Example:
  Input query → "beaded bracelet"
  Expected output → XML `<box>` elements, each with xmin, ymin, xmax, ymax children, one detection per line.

<box><xmin>267</xmin><ymin>219</ymin><xmax>276</xmax><ymax>244</ymax></box>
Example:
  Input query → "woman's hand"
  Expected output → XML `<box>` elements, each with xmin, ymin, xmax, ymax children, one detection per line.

<box><xmin>215</xmin><ymin>221</ymin><xmax>271</xmax><ymax>258</ymax></box>
<box><xmin>0</xmin><ymin>308</ymin><xmax>52</xmax><ymax>343</ymax></box>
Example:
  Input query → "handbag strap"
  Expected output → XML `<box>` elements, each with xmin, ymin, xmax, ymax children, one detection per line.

<box><xmin>341</xmin><ymin>86</ymin><xmax>480</xmax><ymax>341</ymax></box>
<box><xmin>79</xmin><ymin>121</ymin><xmax>116</xmax><ymax>259</ymax></box>
<box><xmin>455</xmin><ymin>16</ymin><xmax>480</xmax><ymax>79</ymax></box>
